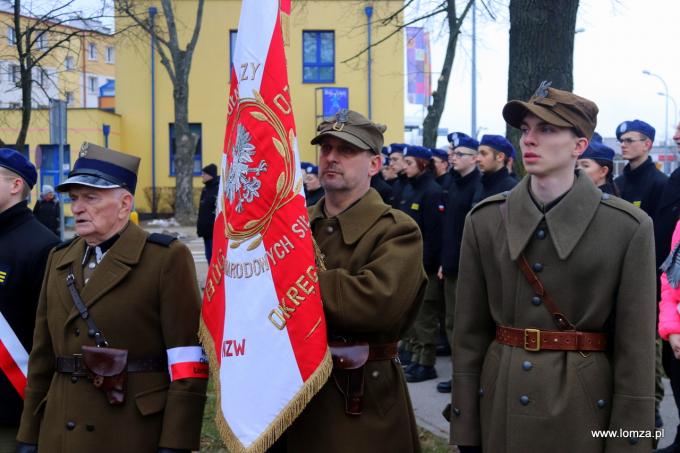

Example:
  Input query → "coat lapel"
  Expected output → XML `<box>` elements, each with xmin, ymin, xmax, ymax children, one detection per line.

<box><xmin>66</xmin><ymin>223</ymin><xmax>148</xmax><ymax>324</ymax></box>
<box><xmin>506</xmin><ymin>173</ymin><xmax>600</xmax><ymax>261</ymax></box>
<box><xmin>55</xmin><ymin>239</ymin><xmax>86</xmax><ymax>316</ymax></box>
<box><xmin>506</xmin><ymin>177</ymin><xmax>543</xmax><ymax>260</ymax></box>
<box><xmin>544</xmin><ymin>173</ymin><xmax>601</xmax><ymax>260</ymax></box>
<box><xmin>309</xmin><ymin>188</ymin><xmax>390</xmax><ymax>245</ymax></box>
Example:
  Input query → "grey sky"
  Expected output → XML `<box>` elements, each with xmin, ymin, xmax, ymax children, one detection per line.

<box><xmin>411</xmin><ymin>0</ymin><xmax>680</xmax><ymax>145</ymax></box>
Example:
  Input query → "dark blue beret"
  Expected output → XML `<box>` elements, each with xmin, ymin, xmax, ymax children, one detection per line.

<box><xmin>381</xmin><ymin>146</ymin><xmax>390</xmax><ymax>156</ymax></box>
<box><xmin>431</xmin><ymin>148</ymin><xmax>448</xmax><ymax>161</ymax></box>
<box><xmin>404</xmin><ymin>145</ymin><xmax>432</xmax><ymax>160</ymax></box>
<box><xmin>580</xmin><ymin>141</ymin><xmax>615</xmax><ymax>162</ymax></box>
<box><xmin>300</xmin><ymin>161</ymin><xmax>318</xmax><ymax>175</ymax></box>
<box><xmin>0</xmin><ymin>148</ymin><xmax>37</xmax><ymax>189</ymax></box>
<box><xmin>480</xmin><ymin>134</ymin><xmax>516</xmax><ymax>159</ymax></box>
<box><xmin>616</xmin><ymin>120</ymin><xmax>655</xmax><ymax>142</ymax></box>
<box><xmin>447</xmin><ymin>132</ymin><xmax>479</xmax><ymax>150</ymax></box>
<box><xmin>591</xmin><ymin>132</ymin><xmax>603</xmax><ymax>143</ymax></box>
<box><xmin>388</xmin><ymin>143</ymin><xmax>408</xmax><ymax>154</ymax></box>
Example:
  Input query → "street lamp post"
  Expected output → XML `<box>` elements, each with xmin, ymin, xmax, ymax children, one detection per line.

<box><xmin>658</xmin><ymin>92</ymin><xmax>678</xmax><ymax>129</ymax></box>
<box><xmin>643</xmin><ymin>70</ymin><xmax>670</xmax><ymax>171</ymax></box>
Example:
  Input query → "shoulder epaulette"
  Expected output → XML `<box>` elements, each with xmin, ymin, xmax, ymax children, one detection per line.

<box><xmin>54</xmin><ymin>237</ymin><xmax>77</xmax><ymax>250</ymax></box>
<box><xmin>147</xmin><ymin>233</ymin><xmax>177</xmax><ymax>247</ymax></box>
<box><xmin>470</xmin><ymin>192</ymin><xmax>509</xmax><ymax>214</ymax></box>
<box><xmin>599</xmin><ymin>193</ymin><xmax>648</xmax><ymax>223</ymax></box>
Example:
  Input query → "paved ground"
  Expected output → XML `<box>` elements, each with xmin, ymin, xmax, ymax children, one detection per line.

<box><xmin>145</xmin><ymin>222</ymin><xmax>680</xmax><ymax>448</ymax></box>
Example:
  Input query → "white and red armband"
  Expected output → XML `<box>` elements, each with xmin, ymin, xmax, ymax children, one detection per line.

<box><xmin>166</xmin><ymin>346</ymin><xmax>209</xmax><ymax>381</ymax></box>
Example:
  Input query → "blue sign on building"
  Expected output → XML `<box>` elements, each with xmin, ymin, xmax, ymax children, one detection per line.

<box><xmin>322</xmin><ymin>87</ymin><xmax>349</xmax><ymax>118</ymax></box>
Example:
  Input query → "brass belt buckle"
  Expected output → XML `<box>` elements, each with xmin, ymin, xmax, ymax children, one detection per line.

<box><xmin>524</xmin><ymin>329</ymin><xmax>541</xmax><ymax>352</ymax></box>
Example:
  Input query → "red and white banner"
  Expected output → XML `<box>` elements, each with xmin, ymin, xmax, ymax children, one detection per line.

<box><xmin>200</xmin><ymin>1</ymin><xmax>331</xmax><ymax>452</ymax></box>
<box><xmin>0</xmin><ymin>311</ymin><xmax>28</xmax><ymax>398</ymax></box>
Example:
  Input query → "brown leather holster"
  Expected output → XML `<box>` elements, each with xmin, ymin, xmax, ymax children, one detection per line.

<box><xmin>329</xmin><ymin>342</ymin><xmax>398</xmax><ymax>415</ymax></box>
<box><xmin>330</xmin><ymin>342</ymin><xmax>369</xmax><ymax>416</ymax></box>
<box><xmin>81</xmin><ymin>345</ymin><xmax>128</xmax><ymax>405</ymax></box>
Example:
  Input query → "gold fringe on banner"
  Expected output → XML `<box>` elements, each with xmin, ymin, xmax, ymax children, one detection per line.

<box><xmin>199</xmin><ymin>319</ymin><xmax>332</xmax><ymax>453</ymax></box>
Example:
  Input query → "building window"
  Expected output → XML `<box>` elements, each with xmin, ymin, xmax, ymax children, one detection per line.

<box><xmin>9</xmin><ymin>102</ymin><xmax>20</xmax><ymax>109</ymax></box>
<box><xmin>88</xmin><ymin>76</ymin><xmax>97</xmax><ymax>93</ymax></box>
<box><xmin>10</xmin><ymin>64</ymin><xmax>20</xmax><ymax>83</ymax></box>
<box><xmin>35</xmin><ymin>67</ymin><xmax>48</xmax><ymax>85</ymax></box>
<box><xmin>36</xmin><ymin>32</ymin><xmax>47</xmax><ymax>50</ymax></box>
<box><xmin>87</xmin><ymin>42</ymin><xmax>97</xmax><ymax>60</ymax></box>
<box><xmin>302</xmin><ymin>31</ymin><xmax>334</xmax><ymax>83</ymax></box>
<box><xmin>65</xmin><ymin>91</ymin><xmax>74</xmax><ymax>106</ymax></box>
<box><xmin>169</xmin><ymin>123</ymin><xmax>202</xmax><ymax>176</ymax></box>
<box><xmin>229</xmin><ymin>30</ymin><xmax>237</xmax><ymax>81</ymax></box>
<box><xmin>65</xmin><ymin>56</ymin><xmax>74</xmax><ymax>70</ymax></box>
<box><xmin>7</xmin><ymin>26</ymin><xmax>15</xmax><ymax>45</ymax></box>
<box><xmin>105</xmin><ymin>46</ymin><xmax>115</xmax><ymax>64</ymax></box>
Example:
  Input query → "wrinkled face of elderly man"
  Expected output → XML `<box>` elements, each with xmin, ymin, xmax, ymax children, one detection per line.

<box><xmin>69</xmin><ymin>186</ymin><xmax>133</xmax><ymax>245</ymax></box>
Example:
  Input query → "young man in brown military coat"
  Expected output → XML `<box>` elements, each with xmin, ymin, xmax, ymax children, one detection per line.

<box><xmin>271</xmin><ymin>110</ymin><xmax>427</xmax><ymax>453</ymax></box>
<box><xmin>451</xmin><ymin>83</ymin><xmax>656</xmax><ymax>452</ymax></box>
<box><xmin>16</xmin><ymin>144</ymin><xmax>207</xmax><ymax>453</ymax></box>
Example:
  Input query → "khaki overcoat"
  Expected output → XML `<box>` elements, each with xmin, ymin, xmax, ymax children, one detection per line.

<box><xmin>284</xmin><ymin>188</ymin><xmax>427</xmax><ymax>453</ymax></box>
<box><xmin>17</xmin><ymin>223</ymin><xmax>207</xmax><ymax>452</ymax></box>
<box><xmin>451</xmin><ymin>173</ymin><xmax>656</xmax><ymax>452</ymax></box>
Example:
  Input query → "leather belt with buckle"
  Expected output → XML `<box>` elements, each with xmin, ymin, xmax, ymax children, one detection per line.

<box><xmin>495</xmin><ymin>325</ymin><xmax>607</xmax><ymax>352</ymax></box>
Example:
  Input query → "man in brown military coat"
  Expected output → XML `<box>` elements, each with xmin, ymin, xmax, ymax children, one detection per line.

<box><xmin>270</xmin><ymin>110</ymin><xmax>427</xmax><ymax>453</ymax></box>
<box><xmin>451</xmin><ymin>83</ymin><xmax>656</xmax><ymax>452</ymax></box>
<box><xmin>16</xmin><ymin>144</ymin><xmax>207</xmax><ymax>452</ymax></box>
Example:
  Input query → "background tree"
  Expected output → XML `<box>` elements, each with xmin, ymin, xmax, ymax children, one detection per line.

<box><xmin>343</xmin><ymin>0</ymin><xmax>475</xmax><ymax>148</ymax></box>
<box><xmin>116</xmin><ymin>0</ymin><xmax>205</xmax><ymax>224</ymax></box>
<box><xmin>0</xmin><ymin>0</ymin><xmax>108</xmax><ymax>149</ymax></box>
<box><xmin>506</xmin><ymin>0</ymin><xmax>579</xmax><ymax>173</ymax></box>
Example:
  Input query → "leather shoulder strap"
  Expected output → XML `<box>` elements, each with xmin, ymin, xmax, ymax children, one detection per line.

<box><xmin>499</xmin><ymin>202</ymin><xmax>575</xmax><ymax>331</ymax></box>
<box><xmin>66</xmin><ymin>266</ymin><xmax>109</xmax><ymax>347</ymax></box>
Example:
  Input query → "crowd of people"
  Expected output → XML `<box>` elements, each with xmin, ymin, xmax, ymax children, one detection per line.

<box><xmin>3</xmin><ymin>81</ymin><xmax>680</xmax><ymax>452</ymax></box>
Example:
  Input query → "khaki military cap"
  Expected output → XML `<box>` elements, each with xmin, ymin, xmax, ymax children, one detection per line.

<box><xmin>311</xmin><ymin>109</ymin><xmax>387</xmax><ymax>154</ymax></box>
<box><xmin>57</xmin><ymin>142</ymin><xmax>141</xmax><ymax>194</ymax></box>
<box><xmin>503</xmin><ymin>81</ymin><xmax>598</xmax><ymax>140</ymax></box>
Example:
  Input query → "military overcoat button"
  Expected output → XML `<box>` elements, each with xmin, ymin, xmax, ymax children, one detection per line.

<box><xmin>535</xmin><ymin>229</ymin><xmax>546</xmax><ymax>240</ymax></box>
<box><xmin>629</xmin><ymin>437</ymin><xmax>639</xmax><ymax>445</ymax></box>
<box><xmin>371</xmin><ymin>370</ymin><xmax>379</xmax><ymax>379</ymax></box>
<box><xmin>532</xmin><ymin>263</ymin><xmax>543</xmax><ymax>272</ymax></box>
<box><xmin>74</xmin><ymin>328</ymin><xmax>80</xmax><ymax>337</ymax></box>
<box><xmin>531</xmin><ymin>296</ymin><xmax>542</xmax><ymax>306</ymax></box>
<box><xmin>596</xmin><ymin>399</ymin><xmax>606</xmax><ymax>409</ymax></box>
<box><xmin>478</xmin><ymin>388</ymin><xmax>484</xmax><ymax>396</ymax></box>
<box><xmin>522</xmin><ymin>361</ymin><xmax>533</xmax><ymax>371</ymax></box>
<box><xmin>71</xmin><ymin>376</ymin><xmax>78</xmax><ymax>383</ymax></box>
<box><xmin>453</xmin><ymin>407</ymin><xmax>461</xmax><ymax>416</ymax></box>
<box><xmin>326</xmin><ymin>226</ymin><xmax>334</xmax><ymax>233</ymax></box>
<box><xmin>66</xmin><ymin>421</ymin><xmax>76</xmax><ymax>430</ymax></box>
<box><xmin>519</xmin><ymin>395</ymin><xmax>530</xmax><ymax>406</ymax></box>
<box><xmin>86</xmin><ymin>424</ymin><xmax>95</xmax><ymax>432</ymax></box>
<box><xmin>88</xmin><ymin>262</ymin><xmax>96</xmax><ymax>269</ymax></box>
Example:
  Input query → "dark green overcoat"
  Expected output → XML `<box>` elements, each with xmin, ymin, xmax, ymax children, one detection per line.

<box><xmin>17</xmin><ymin>223</ymin><xmax>207</xmax><ymax>452</ymax></box>
<box><xmin>451</xmin><ymin>173</ymin><xmax>656</xmax><ymax>452</ymax></box>
<box><xmin>284</xmin><ymin>188</ymin><xmax>427</xmax><ymax>453</ymax></box>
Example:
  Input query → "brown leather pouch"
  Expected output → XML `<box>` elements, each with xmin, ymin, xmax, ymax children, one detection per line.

<box><xmin>329</xmin><ymin>342</ymin><xmax>369</xmax><ymax>415</ymax></box>
<box><xmin>81</xmin><ymin>345</ymin><xmax>128</xmax><ymax>405</ymax></box>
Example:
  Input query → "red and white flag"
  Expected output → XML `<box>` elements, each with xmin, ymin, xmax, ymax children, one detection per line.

<box><xmin>0</xmin><ymin>310</ymin><xmax>28</xmax><ymax>398</ymax></box>
<box><xmin>200</xmin><ymin>1</ymin><xmax>331</xmax><ymax>452</ymax></box>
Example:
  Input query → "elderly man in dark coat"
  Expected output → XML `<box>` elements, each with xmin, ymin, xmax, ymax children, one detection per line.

<box><xmin>451</xmin><ymin>83</ymin><xmax>656</xmax><ymax>452</ymax></box>
<box><xmin>17</xmin><ymin>143</ymin><xmax>208</xmax><ymax>453</ymax></box>
<box><xmin>271</xmin><ymin>110</ymin><xmax>427</xmax><ymax>453</ymax></box>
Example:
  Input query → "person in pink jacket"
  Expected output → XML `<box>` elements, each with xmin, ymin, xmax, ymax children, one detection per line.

<box><xmin>659</xmin><ymin>220</ymin><xmax>680</xmax><ymax>453</ymax></box>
